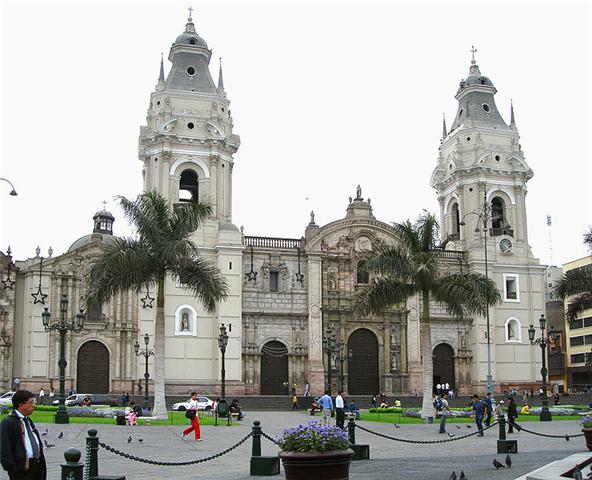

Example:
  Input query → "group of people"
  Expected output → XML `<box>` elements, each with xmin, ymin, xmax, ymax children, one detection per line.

<box><xmin>310</xmin><ymin>390</ymin><xmax>358</xmax><ymax>429</ymax></box>
<box><xmin>370</xmin><ymin>393</ymin><xmax>402</xmax><ymax>409</ymax></box>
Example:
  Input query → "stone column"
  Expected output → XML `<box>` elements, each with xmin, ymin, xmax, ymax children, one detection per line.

<box><xmin>306</xmin><ymin>255</ymin><xmax>325</xmax><ymax>394</ymax></box>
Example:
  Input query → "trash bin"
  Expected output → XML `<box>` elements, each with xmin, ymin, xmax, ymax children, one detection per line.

<box><xmin>217</xmin><ymin>399</ymin><xmax>228</xmax><ymax>417</ymax></box>
<box><xmin>116</xmin><ymin>414</ymin><xmax>126</xmax><ymax>426</ymax></box>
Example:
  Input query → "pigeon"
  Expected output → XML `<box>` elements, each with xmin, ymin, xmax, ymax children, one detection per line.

<box><xmin>447</xmin><ymin>433</ymin><xmax>455</xmax><ymax>437</ymax></box>
<box><xmin>493</xmin><ymin>459</ymin><xmax>505</xmax><ymax>470</ymax></box>
<box><xmin>505</xmin><ymin>454</ymin><xmax>512</xmax><ymax>468</ymax></box>
<box><xmin>565</xmin><ymin>435</ymin><xmax>570</xmax><ymax>442</ymax></box>
<box><xmin>459</xmin><ymin>472</ymin><xmax>466</xmax><ymax>480</ymax></box>
<box><xmin>393</xmin><ymin>424</ymin><xmax>400</xmax><ymax>428</ymax></box>
<box><xmin>44</xmin><ymin>440</ymin><xmax>55</xmax><ymax>448</ymax></box>
<box><xmin>127</xmin><ymin>436</ymin><xmax>132</xmax><ymax>443</ymax></box>
<box><xmin>57</xmin><ymin>432</ymin><xmax>63</xmax><ymax>439</ymax></box>
<box><xmin>456</xmin><ymin>425</ymin><xmax>461</xmax><ymax>429</ymax></box>
<box><xmin>466</xmin><ymin>425</ymin><xmax>472</xmax><ymax>429</ymax></box>
<box><xmin>138</xmin><ymin>438</ymin><xmax>143</xmax><ymax>443</ymax></box>
<box><xmin>449</xmin><ymin>472</ymin><xmax>457</xmax><ymax>480</ymax></box>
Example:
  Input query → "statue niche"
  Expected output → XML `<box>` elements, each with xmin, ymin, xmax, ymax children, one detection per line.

<box><xmin>174</xmin><ymin>305</ymin><xmax>197</xmax><ymax>336</ymax></box>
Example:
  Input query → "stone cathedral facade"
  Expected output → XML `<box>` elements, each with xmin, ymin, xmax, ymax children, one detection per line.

<box><xmin>0</xmin><ymin>15</ymin><xmax>545</xmax><ymax>397</ymax></box>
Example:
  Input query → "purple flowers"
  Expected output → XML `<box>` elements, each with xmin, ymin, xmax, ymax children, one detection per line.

<box><xmin>277</xmin><ymin>421</ymin><xmax>350</xmax><ymax>452</ymax></box>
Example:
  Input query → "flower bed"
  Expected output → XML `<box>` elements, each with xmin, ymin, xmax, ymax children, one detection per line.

<box><xmin>277</xmin><ymin>421</ymin><xmax>349</xmax><ymax>453</ymax></box>
<box><xmin>68</xmin><ymin>407</ymin><xmax>126</xmax><ymax>418</ymax></box>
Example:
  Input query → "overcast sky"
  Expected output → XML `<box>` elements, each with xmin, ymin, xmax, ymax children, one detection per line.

<box><xmin>1</xmin><ymin>1</ymin><xmax>590</xmax><ymax>268</ymax></box>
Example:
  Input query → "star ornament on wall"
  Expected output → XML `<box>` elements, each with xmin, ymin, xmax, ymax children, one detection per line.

<box><xmin>295</xmin><ymin>272</ymin><xmax>304</xmax><ymax>283</ymax></box>
<box><xmin>246</xmin><ymin>271</ymin><xmax>258</xmax><ymax>282</ymax></box>
<box><xmin>141</xmin><ymin>290</ymin><xmax>155</xmax><ymax>309</ymax></box>
<box><xmin>31</xmin><ymin>285</ymin><xmax>48</xmax><ymax>305</ymax></box>
<box><xmin>2</xmin><ymin>276</ymin><xmax>15</xmax><ymax>290</ymax></box>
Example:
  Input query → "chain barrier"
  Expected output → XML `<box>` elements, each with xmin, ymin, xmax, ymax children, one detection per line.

<box><xmin>508</xmin><ymin>421</ymin><xmax>584</xmax><ymax>440</ymax></box>
<box><xmin>97</xmin><ymin>432</ymin><xmax>252</xmax><ymax>466</ymax></box>
<box><xmin>260</xmin><ymin>431</ymin><xmax>280</xmax><ymax>445</ymax></box>
<box><xmin>354</xmin><ymin>421</ymin><xmax>499</xmax><ymax>444</ymax></box>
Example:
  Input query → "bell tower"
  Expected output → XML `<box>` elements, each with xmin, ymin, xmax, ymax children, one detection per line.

<box><xmin>137</xmin><ymin>11</ymin><xmax>243</xmax><ymax>393</ymax></box>
<box><xmin>431</xmin><ymin>49</ymin><xmax>545</xmax><ymax>393</ymax></box>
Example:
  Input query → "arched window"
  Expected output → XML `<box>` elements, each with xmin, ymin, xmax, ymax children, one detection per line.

<box><xmin>179</xmin><ymin>169</ymin><xmax>199</xmax><ymax>202</ymax></box>
<box><xmin>504</xmin><ymin>317</ymin><xmax>522</xmax><ymax>343</ymax></box>
<box><xmin>451</xmin><ymin>203</ymin><xmax>460</xmax><ymax>239</ymax></box>
<box><xmin>356</xmin><ymin>261</ymin><xmax>369</xmax><ymax>285</ymax></box>
<box><xmin>491</xmin><ymin>197</ymin><xmax>505</xmax><ymax>229</ymax></box>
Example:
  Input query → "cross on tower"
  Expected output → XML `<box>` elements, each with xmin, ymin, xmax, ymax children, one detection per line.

<box><xmin>188</xmin><ymin>6</ymin><xmax>193</xmax><ymax>19</ymax></box>
<box><xmin>470</xmin><ymin>45</ymin><xmax>478</xmax><ymax>64</ymax></box>
<box><xmin>102</xmin><ymin>200</ymin><xmax>107</xmax><ymax>210</ymax></box>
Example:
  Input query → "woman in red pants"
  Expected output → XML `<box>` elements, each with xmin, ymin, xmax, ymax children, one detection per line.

<box><xmin>182</xmin><ymin>392</ymin><xmax>202</xmax><ymax>441</ymax></box>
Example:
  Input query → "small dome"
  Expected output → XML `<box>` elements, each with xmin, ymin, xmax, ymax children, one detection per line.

<box><xmin>93</xmin><ymin>209</ymin><xmax>114</xmax><ymax>221</ymax></box>
<box><xmin>458</xmin><ymin>64</ymin><xmax>494</xmax><ymax>92</ymax></box>
<box><xmin>67</xmin><ymin>233</ymin><xmax>116</xmax><ymax>253</ymax></box>
<box><xmin>174</xmin><ymin>33</ymin><xmax>208</xmax><ymax>49</ymax></box>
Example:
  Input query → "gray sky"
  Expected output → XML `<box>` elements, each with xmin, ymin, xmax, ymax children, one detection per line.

<box><xmin>1</xmin><ymin>1</ymin><xmax>591</xmax><ymax>267</ymax></box>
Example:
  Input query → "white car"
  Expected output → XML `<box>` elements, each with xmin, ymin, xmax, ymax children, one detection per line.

<box><xmin>0</xmin><ymin>391</ymin><xmax>15</xmax><ymax>406</ymax></box>
<box><xmin>172</xmin><ymin>396</ymin><xmax>214</xmax><ymax>411</ymax></box>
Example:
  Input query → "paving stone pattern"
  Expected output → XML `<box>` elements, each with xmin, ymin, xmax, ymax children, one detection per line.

<box><xmin>0</xmin><ymin>412</ymin><xmax>587</xmax><ymax>480</ymax></box>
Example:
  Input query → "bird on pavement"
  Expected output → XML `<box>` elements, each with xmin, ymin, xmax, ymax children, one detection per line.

<box><xmin>447</xmin><ymin>433</ymin><xmax>455</xmax><ymax>437</ymax></box>
<box><xmin>127</xmin><ymin>436</ymin><xmax>132</xmax><ymax>443</ymax></box>
<box><xmin>393</xmin><ymin>424</ymin><xmax>400</xmax><ymax>428</ymax></box>
<box><xmin>41</xmin><ymin>429</ymin><xmax>48</xmax><ymax>437</ymax></box>
<box><xmin>44</xmin><ymin>440</ymin><xmax>55</xmax><ymax>448</ymax></box>
<box><xmin>493</xmin><ymin>459</ymin><xmax>505</xmax><ymax>470</ymax></box>
<box><xmin>459</xmin><ymin>471</ymin><xmax>466</xmax><ymax>480</ymax></box>
<box><xmin>57</xmin><ymin>432</ymin><xmax>63</xmax><ymax>439</ymax></box>
<box><xmin>456</xmin><ymin>425</ymin><xmax>461</xmax><ymax>429</ymax></box>
<box><xmin>449</xmin><ymin>472</ymin><xmax>457</xmax><ymax>480</ymax></box>
<box><xmin>466</xmin><ymin>425</ymin><xmax>472</xmax><ymax>429</ymax></box>
<box><xmin>505</xmin><ymin>454</ymin><xmax>512</xmax><ymax>468</ymax></box>
<box><xmin>138</xmin><ymin>439</ymin><xmax>143</xmax><ymax>443</ymax></box>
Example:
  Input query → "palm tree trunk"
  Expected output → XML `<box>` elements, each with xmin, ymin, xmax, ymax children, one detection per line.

<box><xmin>420</xmin><ymin>293</ymin><xmax>434</xmax><ymax>420</ymax></box>
<box><xmin>152</xmin><ymin>274</ymin><xmax>167</xmax><ymax>418</ymax></box>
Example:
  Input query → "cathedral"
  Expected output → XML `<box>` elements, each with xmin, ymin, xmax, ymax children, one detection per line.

<box><xmin>0</xmin><ymin>14</ymin><xmax>545</xmax><ymax>397</ymax></box>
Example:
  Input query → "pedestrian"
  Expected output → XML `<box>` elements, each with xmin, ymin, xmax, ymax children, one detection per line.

<box><xmin>522</xmin><ymin>389</ymin><xmax>528</xmax><ymax>405</ymax></box>
<box><xmin>182</xmin><ymin>392</ymin><xmax>202</xmax><ymax>441</ymax></box>
<box><xmin>495</xmin><ymin>400</ymin><xmax>505</xmax><ymax>418</ymax></box>
<box><xmin>483</xmin><ymin>392</ymin><xmax>493</xmax><ymax>427</ymax></box>
<box><xmin>507</xmin><ymin>397</ymin><xmax>518</xmax><ymax>433</ymax></box>
<box><xmin>554</xmin><ymin>392</ymin><xmax>560</xmax><ymax>405</ymax></box>
<box><xmin>48</xmin><ymin>388</ymin><xmax>54</xmax><ymax>400</ymax></box>
<box><xmin>292</xmin><ymin>395</ymin><xmax>298</xmax><ymax>410</ymax></box>
<box><xmin>318</xmin><ymin>390</ymin><xmax>333</xmax><ymax>426</ymax></box>
<box><xmin>529</xmin><ymin>389</ymin><xmax>534</xmax><ymax>402</ymax></box>
<box><xmin>291</xmin><ymin>384</ymin><xmax>297</xmax><ymax>396</ymax></box>
<box><xmin>394</xmin><ymin>398</ymin><xmax>402</xmax><ymax>408</ymax></box>
<box><xmin>438</xmin><ymin>394</ymin><xmax>451</xmax><ymax>434</ymax></box>
<box><xmin>335</xmin><ymin>390</ymin><xmax>345</xmax><ymax>429</ymax></box>
<box><xmin>371</xmin><ymin>394</ymin><xmax>377</xmax><ymax>409</ymax></box>
<box><xmin>120</xmin><ymin>392</ymin><xmax>129</xmax><ymax>407</ymax></box>
<box><xmin>304</xmin><ymin>381</ymin><xmax>310</xmax><ymax>397</ymax></box>
<box><xmin>471</xmin><ymin>394</ymin><xmax>485</xmax><ymax>436</ymax></box>
<box><xmin>229</xmin><ymin>399</ymin><xmax>244</xmax><ymax>420</ymax></box>
<box><xmin>0</xmin><ymin>389</ymin><xmax>47</xmax><ymax>479</ymax></box>
<box><xmin>37</xmin><ymin>388</ymin><xmax>44</xmax><ymax>406</ymax></box>
<box><xmin>445</xmin><ymin>383</ymin><xmax>450</xmax><ymax>395</ymax></box>
<box><xmin>436</xmin><ymin>383</ymin><xmax>442</xmax><ymax>396</ymax></box>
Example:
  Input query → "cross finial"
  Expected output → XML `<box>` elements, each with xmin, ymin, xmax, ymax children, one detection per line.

<box><xmin>188</xmin><ymin>5</ymin><xmax>193</xmax><ymax>19</ymax></box>
<box><xmin>102</xmin><ymin>200</ymin><xmax>107</xmax><ymax>210</ymax></box>
<box><xmin>470</xmin><ymin>45</ymin><xmax>477</xmax><ymax>65</ymax></box>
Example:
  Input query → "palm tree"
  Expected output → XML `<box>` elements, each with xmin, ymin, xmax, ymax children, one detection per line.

<box><xmin>87</xmin><ymin>190</ymin><xmax>228</xmax><ymax>418</ymax></box>
<box><xmin>353</xmin><ymin>212</ymin><xmax>500</xmax><ymax>419</ymax></box>
<box><xmin>555</xmin><ymin>226</ymin><xmax>592</xmax><ymax>321</ymax></box>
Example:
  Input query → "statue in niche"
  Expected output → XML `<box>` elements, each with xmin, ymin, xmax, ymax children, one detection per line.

<box><xmin>391</xmin><ymin>352</ymin><xmax>399</xmax><ymax>372</ymax></box>
<box><xmin>328</xmin><ymin>270</ymin><xmax>337</xmax><ymax>290</ymax></box>
<box><xmin>507</xmin><ymin>321</ymin><xmax>517</xmax><ymax>340</ymax></box>
<box><xmin>294</xmin><ymin>329</ymin><xmax>303</xmax><ymax>346</ymax></box>
<box><xmin>181</xmin><ymin>312</ymin><xmax>190</xmax><ymax>331</ymax></box>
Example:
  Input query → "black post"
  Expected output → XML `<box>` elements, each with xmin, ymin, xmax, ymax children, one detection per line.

<box><xmin>134</xmin><ymin>334</ymin><xmax>154</xmax><ymax>412</ymax></box>
<box><xmin>61</xmin><ymin>448</ymin><xmax>83</xmax><ymax>480</ymax></box>
<box><xmin>348</xmin><ymin>416</ymin><xmax>356</xmax><ymax>445</ymax></box>
<box><xmin>221</xmin><ymin>347</ymin><xmax>226</xmax><ymax>401</ymax></box>
<box><xmin>540</xmin><ymin>341</ymin><xmax>552</xmax><ymax>421</ymax></box>
<box><xmin>498</xmin><ymin>414</ymin><xmax>506</xmax><ymax>441</ymax></box>
<box><xmin>251</xmin><ymin>420</ymin><xmax>262</xmax><ymax>456</ymax></box>
<box><xmin>87</xmin><ymin>428</ymin><xmax>99</xmax><ymax>478</ymax></box>
<box><xmin>496</xmin><ymin>413</ymin><xmax>518</xmax><ymax>454</ymax></box>
<box><xmin>55</xmin><ymin>326</ymin><xmax>69</xmax><ymax>424</ymax></box>
<box><xmin>143</xmin><ymin>354</ymin><xmax>149</xmax><ymax>410</ymax></box>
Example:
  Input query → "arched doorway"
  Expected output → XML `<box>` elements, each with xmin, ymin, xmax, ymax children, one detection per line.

<box><xmin>77</xmin><ymin>341</ymin><xmax>110</xmax><ymax>393</ymax></box>
<box><xmin>433</xmin><ymin>343</ymin><xmax>455</xmax><ymax>392</ymax></box>
<box><xmin>260</xmin><ymin>341</ymin><xmax>288</xmax><ymax>395</ymax></box>
<box><xmin>347</xmin><ymin>329</ymin><xmax>379</xmax><ymax>395</ymax></box>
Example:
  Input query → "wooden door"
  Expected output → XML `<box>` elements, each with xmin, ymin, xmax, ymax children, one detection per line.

<box><xmin>260</xmin><ymin>341</ymin><xmax>288</xmax><ymax>395</ymax></box>
<box><xmin>76</xmin><ymin>341</ymin><xmax>110</xmax><ymax>393</ymax></box>
<box><xmin>347</xmin><ymin>329</ymin><xmax>379</xmax><ymax>395</ymax></box>
<box><xmin>433</xmin><ymin>343</ymin><xmax>455</xmax><ymax>391</ymax></box>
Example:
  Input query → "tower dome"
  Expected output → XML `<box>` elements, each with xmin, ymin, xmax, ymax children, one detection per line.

<box><xmin>93</xmin><ymin>208</ymin><xmax>115</xmax><ymax>235</ymax></box>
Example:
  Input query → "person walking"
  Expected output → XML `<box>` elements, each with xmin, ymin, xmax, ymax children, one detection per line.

<box><xmin>37</xmin><ymin>388</ymin><xmax>44</xmax><ymax>406</ymax></box>
<box><xmin>304</xmin><ymin>382</ymin><xmax>310</xmax><ymax>397</ymax></box>
<box><xmin>0</xmin><ymin>390</ymin><xmax>47</xmax><ymax>480</ymax></box>
<box><xmin>318</xmin><ymin>391</ymin><xmax>333</xmax><ymax>426</ymax></box>
<box><xmin>507</xmin><ymin>397</ymin><xmax>518</xmax><ymax>433</ymax></box>
<box><xmin>182</xmin><ymin>392</ymin><xmax>202</xmax><ymax>441</ymax></box>
<box><xmin>438</xmin><ymin>394</ymin><xmax>451</xmax><ymax>434</ymax></box>
<box><xmin>371</xmin><ymin>394</ymin><xmax>377</xmax><ymax>409</ymax></box>
<box><xmin>48</xmin><ymin>388</ymin><xmax>54</xmax><ymax>400</ymax></box>
<box><xmin>522</xmin><ymin>389</ymin><xmax>528</xmax><ymax>405</ymax></box>
<box><xmin>335</xmin><ymin>391</ymin><xmax>345</xmax><ymax>429</ymax></box>
<box><xmin>483</xmin><ymin>392</ymin><xmax>493</xmax><ymax>427</ymax></box>
<box><xmin>471</xmin><ymin>394</ymin><xmax>485</xmax><ymax>437</ymax></box>
<box><xmin>292</xmin><ymin>395</ymin><xmax>299</xmax><ymax>410</ymax></box>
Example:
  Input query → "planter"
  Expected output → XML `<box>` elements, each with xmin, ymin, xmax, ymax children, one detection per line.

<box><xmin>279</xmin><ymin>449</ymin><xmax>353</xmax><ymax>480</ymax></box>
<box><xmin>582</xmin><ymin>427</ymin><xmax>592</xmax><ymax>451</ymax></box>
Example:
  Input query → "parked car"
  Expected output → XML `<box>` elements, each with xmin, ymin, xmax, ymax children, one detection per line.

<box><xmin>52</xmin><ymin>394</ymin><xmax>118</xmax><ymax>407</ymax></box>
<box><xmin>0</xmin><ymin>391</ymin><xmax>15</xmax><ymax>406</ymax></box>
<box><xmin>172</xmin><ymin>396</ymin><xmax>214</xmax><ymax>411</ymax></box>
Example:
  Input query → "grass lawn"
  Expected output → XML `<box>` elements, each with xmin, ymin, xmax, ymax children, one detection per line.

<box><xmin>359</xmin><ymin>411</ymin><xmax>582</xmax><ymax>424</ymax></box>
<box><xmin>27</xmin><ymin>410</ymin><xmax>232</xmax><ymax>426</ymax></box>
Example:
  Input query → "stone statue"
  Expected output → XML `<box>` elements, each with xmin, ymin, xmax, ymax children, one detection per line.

<box><xmin>181</xmin><ymin>312</ymin><xmax>190</xmax><ymax>331</ymax></box>
<box><xmin>391</xmin><ymin>352</ymin><xmax>399</xmax><ymax>372</ymax></box>
<box><xmin>508</xmin><ymin>321</ymin><xmax>516</xmax><ymax>340</ymax></box>
<box><xmin>356</xmin><ymin>184</ymin><xmax>362</xmax><ymax>199</ymax></box>
<box><xmin>310</xmin><ymin>210</ymin><xmax>315</xmax><ymax>224</ymax></box>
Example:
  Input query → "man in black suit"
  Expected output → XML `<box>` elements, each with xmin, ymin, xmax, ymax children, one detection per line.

<box><xmin>0</xmin><ymin>390</ymin><xmax>46</xmax><ymax>479</ymax></box>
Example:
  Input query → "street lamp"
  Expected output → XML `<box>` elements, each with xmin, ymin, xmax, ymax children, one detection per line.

<box><xmin>585</xmin><ymin>349</ymin><xmax>592</xmax><ymax>390</ymax></box>
<box><xmin>134</xmin><ymin>333</ymin><xmax>154</xmax><ymax>411</ymax></box>
<box><xmin>0</xmin><ymin>178</ymin><xmax>17</xmax><ymax>196</ymax></box>
<box><xmin>218</xmin><ymin>323</ymin><xmax>229</xmax><ymax>401</ymax></box>
<box><xmin>459</xmin><ymin>191</ymin><xmax>493</xmax><ymax>394</ymax></box>
<box><xmin>42</xmin><ymin>295</ymin><xmax>85</xmax><ymax>424</ymax></box>
<box><xmin>528</xmin><ymin>314</ymin><xmax>557</xmax><ymax>422</ymax></box>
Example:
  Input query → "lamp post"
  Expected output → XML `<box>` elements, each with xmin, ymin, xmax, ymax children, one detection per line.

<box><xmin>528</xmin><ymin>314</ymin><xmax>557</xmax><ymax>422</ymax></box>
<box><xmin>459</xmin><ymin>191</ymin><xmax>493</xmax><ymax>394</ymax></box>
<box><xmin>218</xmin><ymin>324</ymin><xmax>229</xmax><ymax>400</ymax></box>
<box><xmin>0</xmin><ymin>178</ymin><xmax>17</xmax><ymax>196</ymax></box>
<box><xmin>134</xmin><ymin>333</ymin><xmax>154</xmax><ymax>411</ymax></box>
<box><xmin>586</xmin><ymin>349</ymin><xmax>592</xmax><ymax>390</ymax></box>
<box><xmin>42</xmin><ymin>295</ymin><xmax>85</xmax><ymax>424</ymax></box>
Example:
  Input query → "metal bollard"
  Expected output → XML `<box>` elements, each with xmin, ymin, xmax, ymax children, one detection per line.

<box><xmin>251</xmin><ymin>420</ymin><xmax>262</xmax><ymax>456</ymax></box>
<box><xmin>496</xmin><ymin>414</ymin><xmax>518</xmax><ymax>454</ymax></box>
<box><xmin>87</xmin><ymin>428</ymin><xmax>99</xmax><ymax>478</ymax></box>
<box><xmin>61</xmin><ymin>448</ymin><xmax>83</xmax><ymax>480</ymax></box>
<box><xmin>348</xmin><ymin>416</ymin><xmax>356</xmax><ymax>444</ymax></box>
